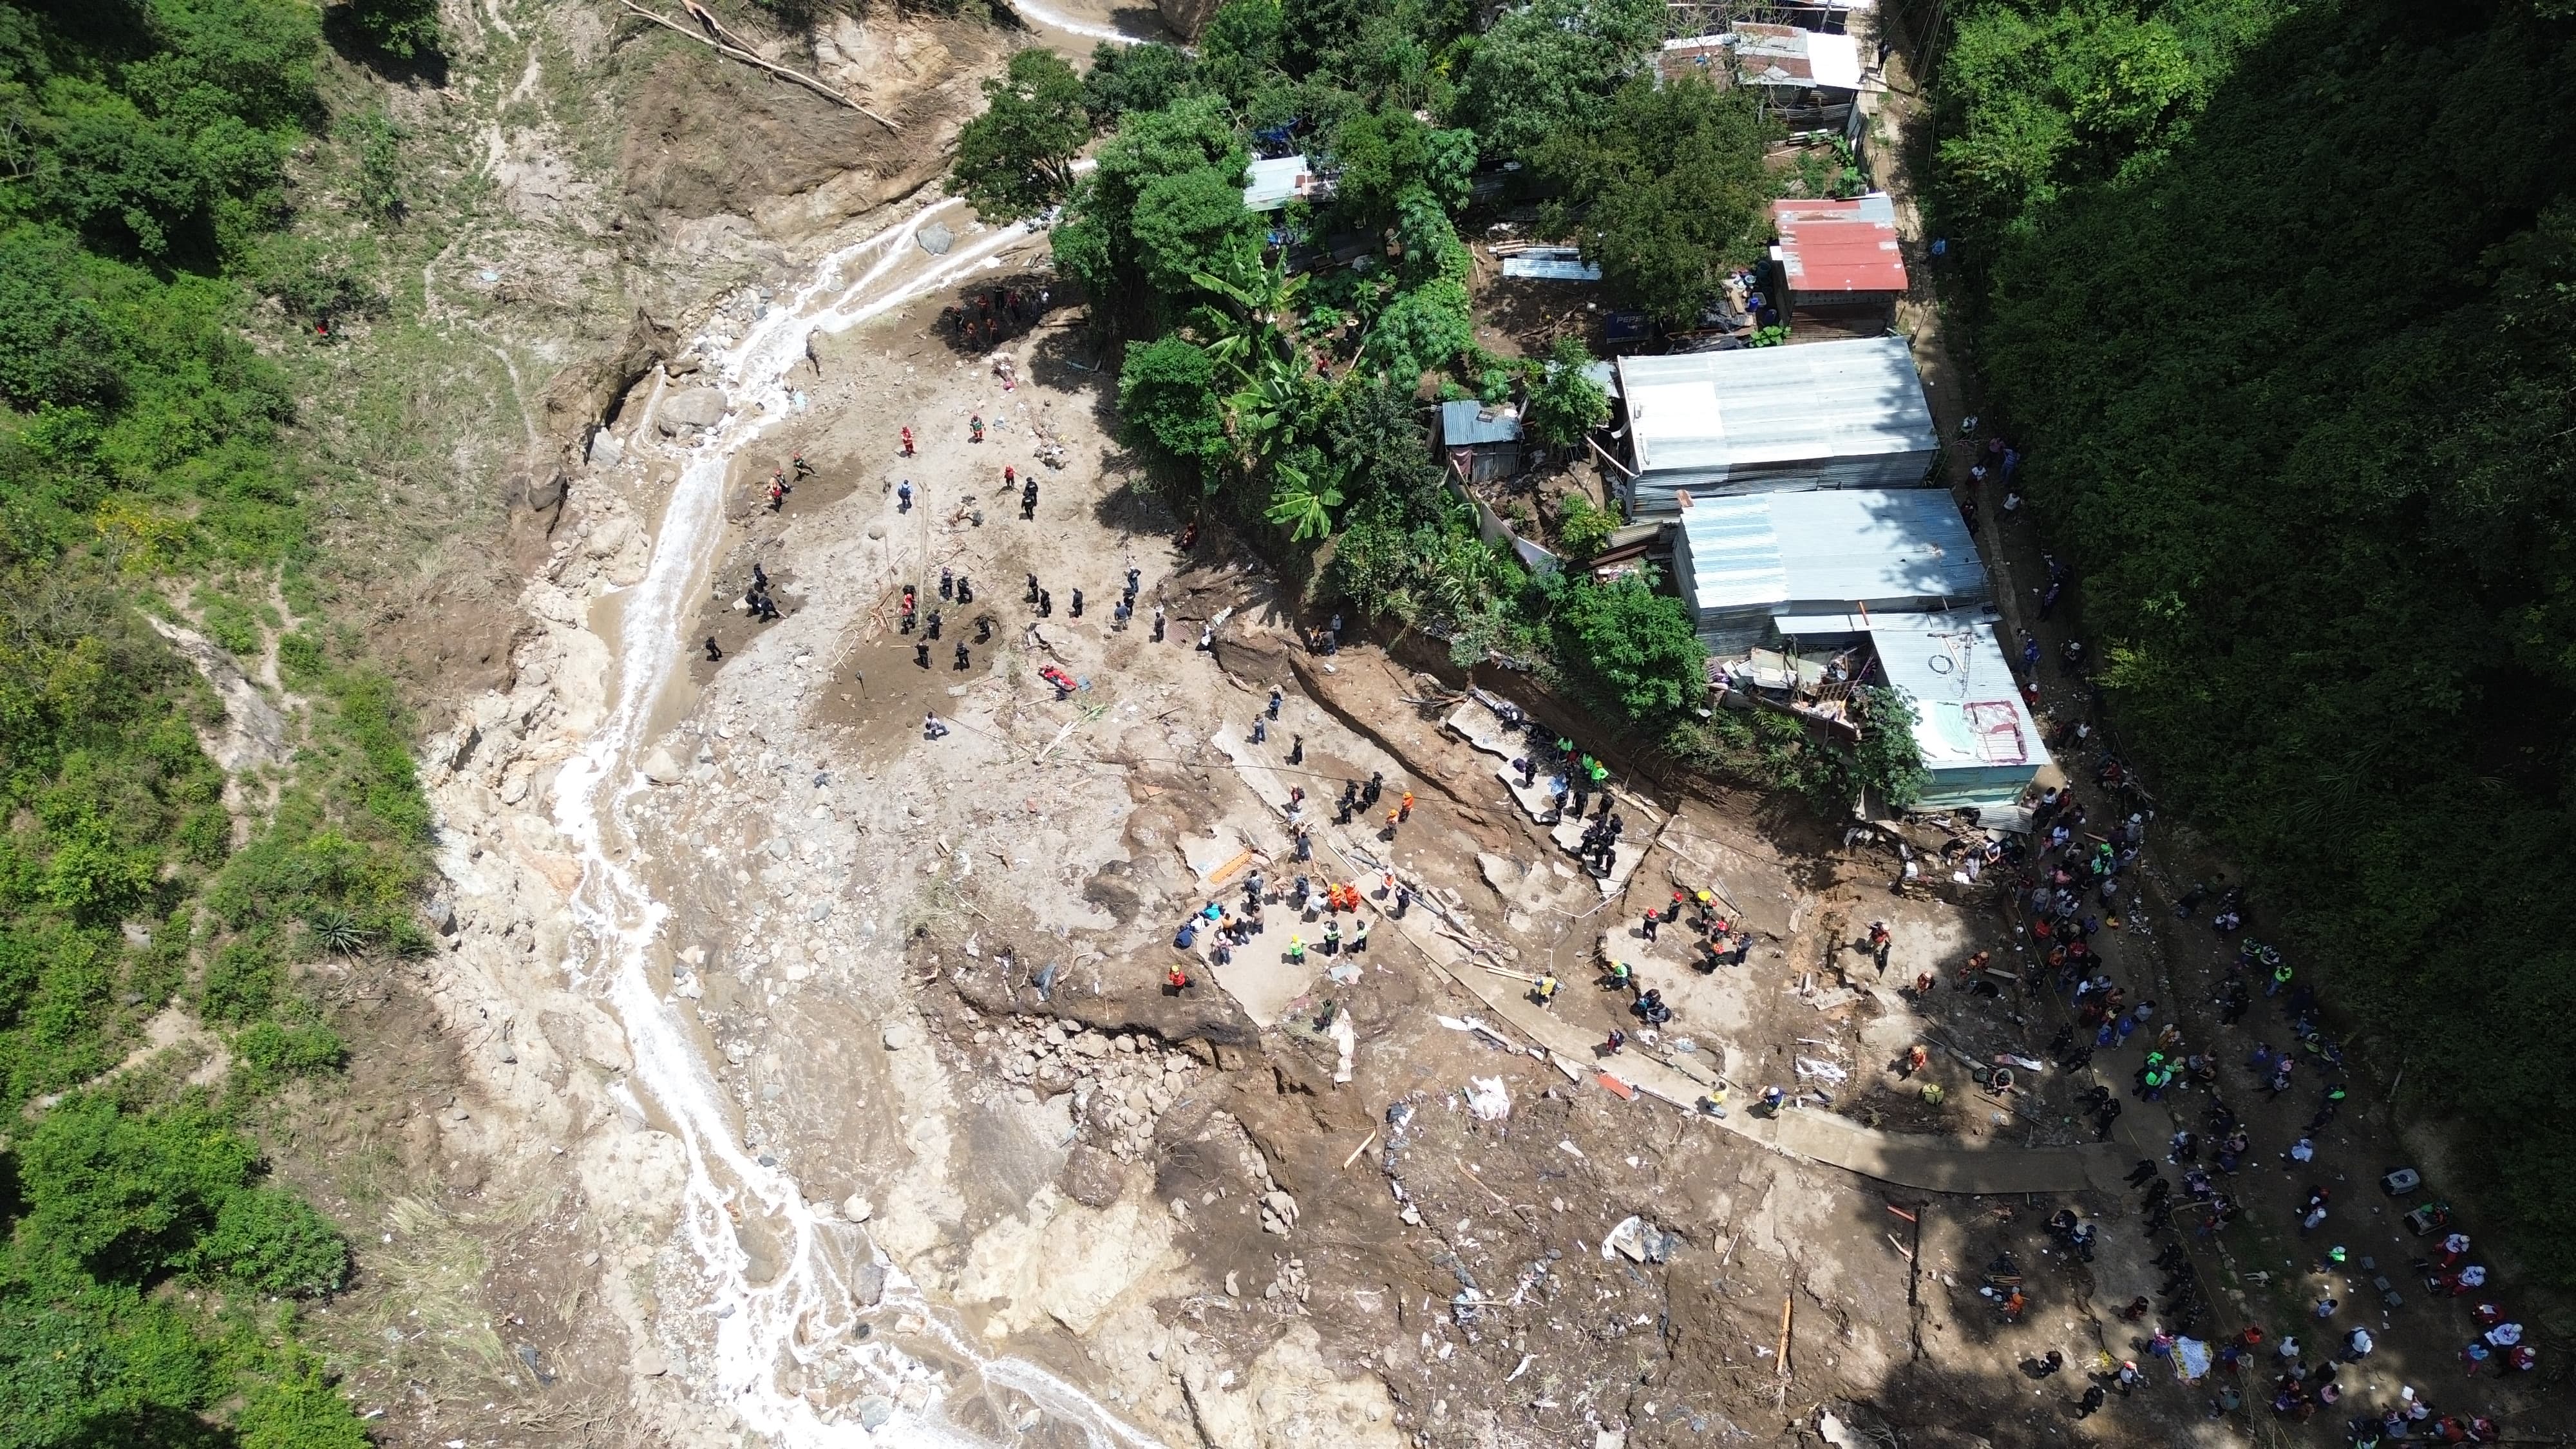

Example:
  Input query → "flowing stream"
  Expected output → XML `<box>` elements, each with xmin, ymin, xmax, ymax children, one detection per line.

<box><xmin>545</xmin><ymin>198</ymin><xmax>1174</xmax><ymax>1447</ymax></box>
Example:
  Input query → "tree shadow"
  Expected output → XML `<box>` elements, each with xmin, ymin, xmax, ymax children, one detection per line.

<box><xmin>321</xmin><ymin>12</ymin><xmax>451</xmax><ymax>87</ymax></box>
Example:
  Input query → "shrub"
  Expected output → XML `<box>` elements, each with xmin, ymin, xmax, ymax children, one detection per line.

<box><xmin>189</xmin><ymin>1187</ymin><xmax>348</xmax><ymax>1296</ymax></box>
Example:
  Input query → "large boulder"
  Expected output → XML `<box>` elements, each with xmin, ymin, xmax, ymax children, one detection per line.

<box><xmin>538</xmin><ymin>307</ymin><xmax>679</xmax><ymax>444</ymax></box>
<box><xmin>658</xmin><ymin>386</ymin><xmax>729</xmax><ymax>435</ymax></box>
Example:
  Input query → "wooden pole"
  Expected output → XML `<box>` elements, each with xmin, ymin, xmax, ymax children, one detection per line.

<box><xmin>1340</xmin><ymin>1129</ymin><xmax>1378</xmax><ymax>1171</ymax></box>
<box><xmin>614</xmin><ymin>0</ymin><xmax>902</xmax><ymax>131</ymax></box>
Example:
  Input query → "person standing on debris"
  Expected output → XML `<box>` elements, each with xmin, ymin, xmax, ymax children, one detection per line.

<box><xmin>1533</xmin><ymin>973</ymin><xmax>1559</xmax><ymax>1007</ymax></box>
<box><xmin>1166</xmin><ymin>964</ymin><xmax>1193</xmax><ymax>993</ymax></box>
<box><xmin>940</xmin><ymin>567</ymin><xmax>954</xmax><ymax>600</ymax></box>
<box><xmin>925</xmin><ymin>609</ymin><xmax>942</xmax><ymax>641</ymax></box>
<box><xmin>1288</xmin><ymin>734</ymin><xmax>1303</xmax><ymax>766</ymax></box>
<box><xmin>898</xmin><ymin>480</ymin><xmax>913</xmax><ymax>512</ymax></box>
<box><xmin>704</xmin><ymin>636</ymin><xmax>722</xmax><ymax>661</ymax></box>
<box><xmin>1398</xmin><ymin>790</ymin><xmax>1415</xmax><ymax>822</ymax></box>
<box><xmin>1385</xmin><ymin>806</ymin><xmax>1401</xmax><ymax>838</ymax></box>
<box><xmin>1287</xmin><ymin>935</ymin><xmax>1306</xmax><ymax>964</ymax></box>
<box><xmin>900</xmin><ymin>426</ymin><xmax>914</xmax><ymax>457</ymax></box>
<box><xmin>1152</xmin><ymin>605</ymin><xmax>1166</xmax><ymax>642</ymax></box>
<box><xmin>914</xmin><ymin>641</ymin><xmax>931</xmax><ymax>668</ymax></box>
<box><xmin>1321</xmin><ymin>919</ymin><xmax>1340</xmax><ymax>955</ymax></box>
<box><xmin>1025</xmin><ymin>573</ymin><xmax>1041</xmax><ymax>604</ymax></box>
<box><xmin>954</xmin><ymin>641</ymin><xmax>971</xmax><ymax>670</ymax></box>
<box><xmin>1642</xmin><ymin>911</ymin><xmax>1660</xmax><ymax>943</ymax></box>
<box><xmin>1069</xmin><ymin>588</ymin><xmax>1084</xmax><ymax>618</ymax></box>
<box><xmin>1251</xmin><ymin>717</ymin><xmax>1268</xmax><ymax>745</ymax></box>
<box><xmin>793</xmin><ymin>451</ymin><xmax>816</xmax><ymax>479</ymax></box>
<box><xmin>1350</xmin><ymin>918</ymin><xmax>1369</xmax><ymax>954</ymax></box>
<box><xmin>1267</xmin><ymin>687</ymin><xmax>1283</xmax><ymax>719</ymax></box>
<box><xmin>1603</xmin><ymin>1028</ymin><xmax>1626</xmax><ymax>1056</ymax></box>
<box><xmin>1038</xmin><ymin>589</ymin><xmax>1052</xmax><ymax>618</ymax></box>
<box><xmin>1866</xmin><ymin>922</ymin><xmax>1892</xmax><ymax>970</ymax></box>
<box><xmin>969</xmin><ymin>413</ymin><xmax>983</xmax><ymax>442</ymax></box>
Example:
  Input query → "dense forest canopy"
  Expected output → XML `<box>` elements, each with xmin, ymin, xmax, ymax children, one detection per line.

<box><xmin>1923</xmin><ymin>0</ymin><xmax>2576</xmax><ymax>1282</ymax></box>
<box><xmin>0</xmin><ymin>1</ymin><xmax>440</xmax><ymax>1441</ymax></box>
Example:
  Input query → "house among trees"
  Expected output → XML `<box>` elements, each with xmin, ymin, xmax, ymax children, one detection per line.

<box><xmin>1435</xmin><ymin>399</ymin><xmax>1524</xmax><ymax>485</ymax></box>
<box><xmin>1772</xmin><ymin>194</ymin><xmax>1907</xmax><ymax>328</ymax></box>
<box><xmin>1604</xmin><ymin>337</ymin><xmax>1939</xmax><ymax>517</ymax></box>
<box><xmin>1242</xmin><ymin>155</ymin><xmax>1326</xmax><ymax>212</ymax></box>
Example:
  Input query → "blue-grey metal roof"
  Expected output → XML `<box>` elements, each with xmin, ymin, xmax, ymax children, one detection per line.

<box><xmin>1440</xmin><ymin>399</ymin><xmax>1522</xmax><ymax>447</ymax></box>
<box><xmin>1868</xmin><ymin>612</ymin><xmax>2048</xmax><ymax>786</ymax></box>
<box><xmin>1676</xmin><ymin>489</ymin><xmax>1985</xmax><ymax>614</ymax></box>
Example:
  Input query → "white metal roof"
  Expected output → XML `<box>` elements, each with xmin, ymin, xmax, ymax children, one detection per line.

<box><xmin>1676</xmin><ymin>489</ymin><xmax>1987</xmax><ymax>614</ymax></box>
<box><xmin>1616</xmin><ymin>337</ymin><xmax>1935</xmax><ymax>478</ymax></box>
<box><xmin>1242</xmin><ymin>155</ymin><xmax>1318</xmax><ymax>213</ymax></box>
<box><xmin>1869</xmin><ymin>613</ymin><xmax>2045</xmax><ymax>773</ymax></box>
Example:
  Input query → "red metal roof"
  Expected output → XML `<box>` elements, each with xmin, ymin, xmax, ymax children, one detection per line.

<box><xmin>1773</xmin><ymin>198</ymin><xmax>1908</xmax><ymax>297</ymax></box>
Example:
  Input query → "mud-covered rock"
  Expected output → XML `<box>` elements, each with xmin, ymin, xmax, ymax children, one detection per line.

<box><xmin>1059</xmin><ymin>1144</ymin><xmax>1126</xmax><ymax>1208</ymax></box>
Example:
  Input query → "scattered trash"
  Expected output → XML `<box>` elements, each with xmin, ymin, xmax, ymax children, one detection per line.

<box><xmin>1465</xmin><ymin>1077</ymin><xmax>1512</xmax><ymax>1121</ymax></box>
<box><xmin>1603</xmin><ymin>1216</ymin><xmax>1681</xmax><ymax>1263</ymax></box>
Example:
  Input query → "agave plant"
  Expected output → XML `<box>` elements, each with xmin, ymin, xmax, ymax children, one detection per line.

<box><xmin>308</xmin><ymin>909</ymin><xmax>371</xmax><ymax>956</ymax></box>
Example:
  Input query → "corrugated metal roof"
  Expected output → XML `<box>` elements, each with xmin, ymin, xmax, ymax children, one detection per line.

<box><xmin>1615</xmin><ymin>337</ymin><xmax>1937</xmax><ymax>479</ymax></box>
<box><xmin>1243</xmin><ymin>155</ymin><xmax>1321</xmax><ymax>213</ymax></box>
<box><xmin>1774</xmin><ymin>195</ymin><xmax>1908</xmax><ymax>296</ymax></box>
<box><xmin>1734</xmin><ymin>24</ymin><xmax>1864</xmax><ymax>90</ymax></box>
<box><xmin>1676</xmin><ymin>490</ymin><xmax>1985</xmax><ymax>614</ymax></box>
<box><xmin>1869</xmin><ymin>612</ymin><xmax>2048</xmax><ymax>781</ymax></box>
<box><xmin>1500</xmin><ymin>249</ymin><xmax>1604</xmax><ymax>281</ymax></box>
<box><xmin>1439</xmin><ymin>399</ymin><xmax>1522</xmax><ymax>447</ymax></box>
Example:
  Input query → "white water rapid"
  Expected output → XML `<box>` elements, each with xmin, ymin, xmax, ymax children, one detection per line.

<box><xmin>545</xmin><ymin>200</ymin><xmax>1176</xmax><ymax>1448</ymax></box>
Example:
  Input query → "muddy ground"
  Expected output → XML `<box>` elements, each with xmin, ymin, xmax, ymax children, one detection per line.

<box><xmin>231</xmin><ymin>5</ymin><xmax>2568</xmax><ymax>1448</ymax></box>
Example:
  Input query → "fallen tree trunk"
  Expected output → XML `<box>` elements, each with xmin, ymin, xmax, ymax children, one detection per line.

<box><xmin>614</xmin><ymin>0</ymin><xmax>902</xmax><ymax>132</ymax></box>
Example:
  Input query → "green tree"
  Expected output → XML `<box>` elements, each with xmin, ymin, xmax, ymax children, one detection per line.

<box><xmin>1451</xmin><ymin>0</ymin><xmax>1664</xmax><ymax>163</ymax></box>
<box><xmin>336</xmin><ymin>0</ymin><xmax>444</xmax><ymax>60</ymax></box>
<box><xmin>1327</xmin><ymin>108</ymin><xmax>1475</xmax><ymax>227</ymax></box>
<box><xmin>1521</xmin><ymin>337</ymin><xmax>1609</xmax><ymax>448</ymax></box>
<box><xmin>1195</xmin><ymin>0</ymin><xmax>1286</xmax><ymax>106</ymax></box>
<box><xmin>1539</xmin><ymin>76</ymin><xmax>1778</xmax><ymax>323</ymax></box>
<box><xmin>1130</xmin><ymin>164</ymin><xmax>1264</xmax><ymax>295</ymax></box>
<box><xmin>1081</xmin><ymin>41</ymin><xmax>1198</xmax><ymax>126</ymax></box>
<box><xmin>1051</xmin><ymin>93</ymin><xmax>1246</xmax><ymax>307</ymax></box>
<box><xmin>1117</xmin><ymin>336</ymin><xmax>1230</xmax><ymax>480</ymax></box>
<box><xmin>1551</xmin><ymin>571</ymin><xmax>1706</xmax><ymax>724</ymax></box>
<box><xmin>951</xmin><ymin>49</ymin><xmax>1092</xmax><ymax>222</ymax></box>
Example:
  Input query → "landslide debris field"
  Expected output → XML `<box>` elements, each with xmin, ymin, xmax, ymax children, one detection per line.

<box><xmin>382</xmin><ymin>257</ymin><xmax>2559</xmax><ymax>1447</ymax></box>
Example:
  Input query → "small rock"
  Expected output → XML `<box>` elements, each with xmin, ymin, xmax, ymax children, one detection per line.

<box><xmin>857</xmin><ymin>1396</ymin><xmax>895</xmax><ymax>1430</ymax></box>
<box><xmin>1259</xmin><ymin>1189</ymin><xmax>1300</xmax><ymax>1235</ymax></box>
<box><xmin>851</xmin><ymin>1256</ymin><xmax>888</xmax><ymax>1308</ymax></box>
<box><xmin>633</xmin><ymin>1349</ymin><xmax>669</xmax><ymax>1377</ymax></box>
<box><xmin>426</xmin><ymin>899</ymin><xmax>457</xmax><ymax>934</ymax></box>
<box><xmin>842</xmin><ymin>1194</ymin><xmax>873</xmax><ymax>1223</ymax></box>
<box><xmin>641</xmin><ymin>748</ymin><xmax>685</xmax><ymax>784</ymax></box>
<box><xmin>881</xmin><ymin>1023</ymin><xmax>920</xmax><ymax>1052</ymax></box>
<box><xmin>587</xmin><ymin>428</ymin><xmax>624</xmax><ymax>467</ymax></box>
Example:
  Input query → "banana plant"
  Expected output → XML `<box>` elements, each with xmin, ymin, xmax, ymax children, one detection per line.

<box><xmin>1264</xmin><ymin>448</ymin><xmax>1347</xmax><ymax>542</ymax></box>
